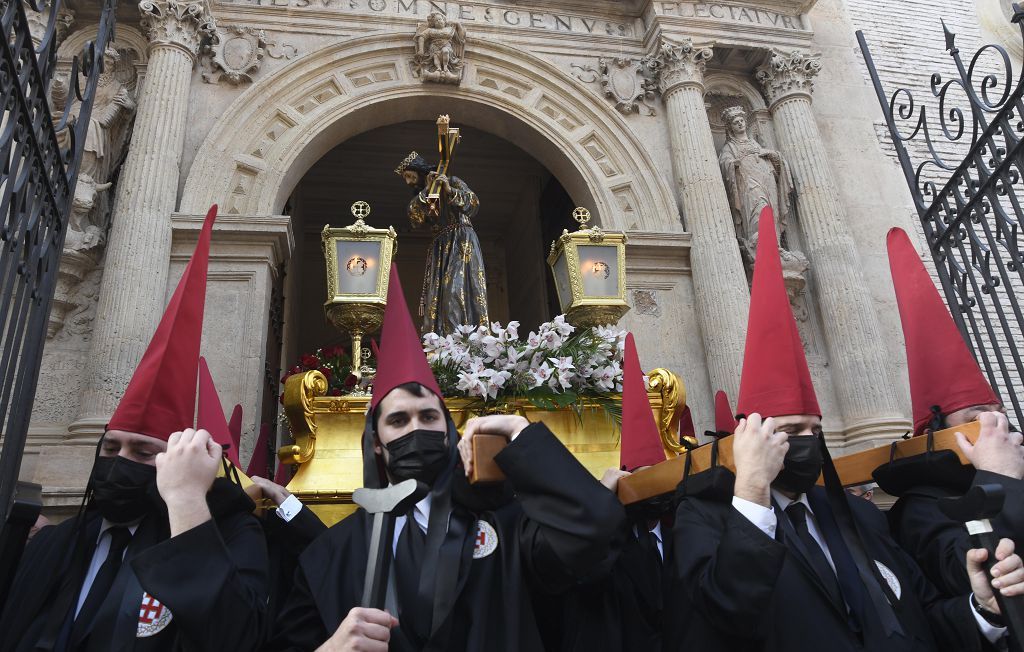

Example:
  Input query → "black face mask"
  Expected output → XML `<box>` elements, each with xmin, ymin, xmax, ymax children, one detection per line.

<box><xmin>774</xmin><ymin>435</ymin><xmax>824</xmax><ymax>495</ymax></box>
<box><xmin>90</xmin><ymin>455</ymin><xmax>159</xmax><ymax>523</ymax></box>
<box><xmin>384</xmin><ymin>429</ymin><xmax>450</xmax><ymax>485</ymax></box>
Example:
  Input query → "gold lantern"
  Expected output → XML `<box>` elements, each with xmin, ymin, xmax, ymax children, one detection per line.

<box><xmin>322</xmin><ymin>201</ymin><xmax>397</xmax><ymax>382</ymax></box>
<box><xmin>547</xmin><ymin>207</ymin><xmax>629</xmax><ymax>328</ymax></box>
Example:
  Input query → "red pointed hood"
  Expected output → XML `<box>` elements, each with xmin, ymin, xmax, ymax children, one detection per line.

<box><xmin>107</xmin><ymin>205</ymin><xmax>218</xmax><ymax>441</ymax></box>
<box><xmin>619</xmin><ymin>333</ymin><xmax>666</xmax><ymax>471</ymax></box>
<box><xmin>369</xmin><ymin>266</ymin><xmax>443</xmax><ymax>409</ymax></box>
<box><xmin>887</xmin><ymin>228</ymin><xmax>1000</xmax><ymax>433</ymax></box>
<box><xmin>678</xmin><ymin>405</ymin><xmax>696</xmax><ymax>440</ymax></box>
<box><xmin>714</xmin><ymin>390</ymin><xmax>737</xmax><ymax>434</ymax></box>
<box><xmin>736</xmin><ymin>206</ymin><xmax>820</xmax><ymax>419</ymax></box>
<box><xmin>273</xmin><ymin>460</ymin><xmax>292</xmax><ymax>486</ymax></box>
<box><xmin>228</xmin><ymin>404</ymin><xmax>243</xmax><ymax>454</ymax></box>
<box><xmin>246</xmin><ymin>422</ymin><xmax>270</xmax><ymax>477</ymax></box>
<box><xmin>197</xmin><ymin>357</ymin><xmax>240</xmax><ymax>466</ymax></box>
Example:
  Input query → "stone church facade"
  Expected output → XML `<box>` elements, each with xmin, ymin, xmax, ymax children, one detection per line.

<box><xmin>20</xmin><ymin>0</ymin><xmax>1001</xmax><ymax>513</ymax></box>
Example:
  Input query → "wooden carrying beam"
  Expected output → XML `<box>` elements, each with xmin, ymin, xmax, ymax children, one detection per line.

<box><xmin>616</xmin><ymin>420</ymin><xmax>981</xmax><ymax>505</ymax></box>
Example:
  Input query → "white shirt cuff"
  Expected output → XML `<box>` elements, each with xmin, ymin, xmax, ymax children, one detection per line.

<box><xmin>731</xmin><ymin>495</ymin><xmax>777</xmax><ymax>539</ymax></box>
<box><xmin>970</xmin><ymin>595</ymin><xmax>1007</xmax><ymax>643</ymax></box>
<box><xmin>275</xmin><ymin>494</ymin><xmax>303</xmax><ymax>523</ymax></box>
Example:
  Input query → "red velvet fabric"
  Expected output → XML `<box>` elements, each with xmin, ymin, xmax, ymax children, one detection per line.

<box><xmin>619</xmin><ymin>333</ymin><xmax>667</xmax><ymax>471</ymax></box>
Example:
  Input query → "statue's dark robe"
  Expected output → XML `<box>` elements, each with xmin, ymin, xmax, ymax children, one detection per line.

<box><xmin>0</xmin><ymin>480</ymin><xmax>268</xmax><ymax>652</ymax></box>
<box><xmin>665</xmin><ymin>487</ymin><xmax>990</xmax><ymax>652</ymax></box>
<box><xmin>266</xmin><ymin>423</ymin><xmax>624</xmax><ymax>651</ymax></box>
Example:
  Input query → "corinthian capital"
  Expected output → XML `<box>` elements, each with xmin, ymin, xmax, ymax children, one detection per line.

<box><xmin>651</xmin><ymin>37</ymin><xmax>714</xmax><ymax>95</ymax></box>
<box><xmin>755</xmin><ymin>48</ymin><xmax>822</xmax><ymax>106</ymax></box>
<box><xmin>139</xmin><ymin>0</ymin><xmax>216</xmax><ymax>60</ymax></box>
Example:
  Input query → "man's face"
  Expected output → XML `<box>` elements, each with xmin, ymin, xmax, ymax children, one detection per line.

<box><xmin>101</xmin><ymin>429</ymin><xmax>167</xmax><ymax>466</ymax></box>
<box><xmin>374</xmin><ymin>387</ymin><xmax>446</xmax><ymax>461</ymax></box>
<box><xmin>771</xmin><ymin>414</ymin><xmax>823</xmax><ymax>440</ymax></box>
<box><xmin>946</xmin><ymin>403</ymin><xmax>1005</xmax><ymax>428</ymax></box>
<box><xmin>402</xmin><ymin>170</ymin><xmax>421</xmax><ymax>188</ymax></box>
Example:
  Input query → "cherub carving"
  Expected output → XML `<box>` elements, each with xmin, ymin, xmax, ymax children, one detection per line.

<box><xmin>412</xmin><ymin>11</ymin><xmax>466</xmax><ymax>85</ymax></box>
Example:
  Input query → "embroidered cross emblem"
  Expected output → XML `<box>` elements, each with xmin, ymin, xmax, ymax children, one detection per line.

<box><xmin>476</xmin><ymin>530</ymin><xmax>487</xmax><ymax>547</ymax></box>
<box><xmin>138</xmin><ymin>594</ymin><xmax>164</xmax><ymax>625</ymax></box>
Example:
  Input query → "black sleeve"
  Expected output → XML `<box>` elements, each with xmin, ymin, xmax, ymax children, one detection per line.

<box><xmin>671</xmin><ymin>497</ymin><xmax>786</xmax><ymax>639</ymax></box>
<box><xmin>131</xmin><ymin>513</ymin><xmax>269</xmax><ymax>652</ymax></box>
<box><xmin>885</xmin><ymin>535</ymin><xmax>993</xmax><ymax>652</ymax></box>
<box><xmin>893</xmin><ymin>493</ymin><xmax>973</xmax><ymax>596</ymax></box>
<box><xmin>494</xmin><ymin>422</ymin><xmax>626</xmax><ymax>593</ymax></box>
<box><xmin>975</xmin><ymin>470</ymin><xmax>1024</xmax><ymax>547</ymax></box>
<box><xmin>263</xmin><ymin>561</ymin><xmax>331</xmax><ymax>652</ymax></box>
<box><xmin>266</xmin><ymin>506</ymin><xmax>328</xmax><ymax>558</ymax></box>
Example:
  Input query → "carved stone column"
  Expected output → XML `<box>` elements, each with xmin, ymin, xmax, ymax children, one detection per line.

<box><xmin>71</xmin><ymin>1</ymin><xmax>214</xmax><ymax>438</ymax></box>
<box><xmin>756</xmin><ymin>49</ymin><xmax>908</xmax><ymax>443</ymax></box>
<box><xmin>655</xmin><ymin>37</ymin><xmax>749</xmax><ymax>401</ymax></box>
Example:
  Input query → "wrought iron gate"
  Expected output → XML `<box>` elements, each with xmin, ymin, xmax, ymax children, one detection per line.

<box><xmin>0</xmin><ymin>0</ymin><xmax>118</xmax><ymax>539</ymax></box>
<box><xmin>858</xmin><ymin>7</ymin><xmax>1024</xmax><ymax>426</ymax></box>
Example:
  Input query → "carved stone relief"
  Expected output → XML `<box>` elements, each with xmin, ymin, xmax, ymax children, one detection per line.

<box><xmin>412</xmin><ymin>10</ymin><xmax>466</xmax><ymax>85</ymax></box>
<box><xmin>48</xmin><ymin>46</ymin><xmax>138</xmax><ymax>339</ymax></box>
<box><xmin>571</xmin><ymin>56</ymin><xmax>659</xmax><ymax>116</ymax></box>
<box><xmin>25</xmin><ymin>0</ymin><xmax>74</xmax><ymax>49</ymax></box>
<box><xmin>202</xmin><ymin>26</ymin><xmax>298</xmax><ymax>85</ymax></box>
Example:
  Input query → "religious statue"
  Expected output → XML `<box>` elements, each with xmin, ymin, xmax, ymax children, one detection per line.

<box><xmin>396</xmin><ymin>150</ymin><xmax>489</xmax><ymax>335</ymax></box>
<box><xmin>718</xmin><ymin>105</ymin><xmax>795</xmax><ymax>262</ymax></box>
<box><xmin>51</xmin><ymin>45</ymin><xmax>137</xmax><ymax>253</ymax></box>
<box><xmin>412</xmin><ymin>11</ymin><xmax>467</xmax><ymax>85</ymax></box>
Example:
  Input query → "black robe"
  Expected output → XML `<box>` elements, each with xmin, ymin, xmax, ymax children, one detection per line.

<box><xmin>666</xmin><ymin>486</ymin><xmax>990</xmax><ymax>652</ymax></box>
<box><xmin>261</xmin><ymin>505</ymin><xmax>327</xmax><ymax>639</ymax></box>
<box><xmin>266</xmin><ymin>422</ymin><xmax>625</xmax><ymax>651</ymax></box>
<box><xmin>0</xmin><ymin>481</ymin><xmax>268</xmax><ymax>652</ymax></box>
<box><xmin>538</xmin><ymin>516</ymin><xmax>669</xmax><ymax>652</ymax></box>
<box><xmin>889</xmin><ymin>469</ymin><xmax>1024</xmax><ymax>597</ymax></box>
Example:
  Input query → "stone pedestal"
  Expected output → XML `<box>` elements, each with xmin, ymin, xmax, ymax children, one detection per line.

<box><xmin>757</xmin><ymin>49</ymin><xmax>910</xmax><ymax>443</ymax></box>
<box><xmin>70</xmin><ymin>1</ymin><xmax>215</xmax><ymax>440</ymax></box>
<box><xmin>168</xmin><ymin>213</ymin><xmax>292</xmax><ymax>465</ymax></box>
<box><xmin>655</xmin><ymin>37</ymin><xmax>750</xmax><ymax>401</ymax></box>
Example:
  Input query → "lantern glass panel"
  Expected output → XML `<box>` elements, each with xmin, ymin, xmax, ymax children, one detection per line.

<box><xmin>551</xmin><ymin>251</ymin><xmax>573</xmax><ymax>311</ymax></box>
<box><xmin>335</xmin><ymin>240</ymin><xmax>382</xmax><ymax>295</ymax></box>
<box><xmin>578</xmin><ymin>244</ymin><xmax>619</xmax><ymax>297</ymax></box>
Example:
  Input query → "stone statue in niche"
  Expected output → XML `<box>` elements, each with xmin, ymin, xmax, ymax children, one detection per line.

<box><xmin>47</xmin><ymin>45</ymin><xmax>137</xmax><ymax>339</ymax></box>
<box><xmin>718</xmin><ymin>105</ymin><xmax>809</xmax><ymax>304</ymax></box>
<box><xmin>51</xmin><ymin>45</ymin><xmax>136</xmax><ymax>253</ymax></box>
<box><xmin>412</xmin><ymin>11</ymin><xmax>467</xmax><ymax>85</ymax></box>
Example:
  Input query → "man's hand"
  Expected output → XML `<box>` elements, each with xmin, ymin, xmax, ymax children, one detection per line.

<box><xmin>250</xmin><ymin>475</ymin><xmax>292</xmax><ymax>506</ymax></box>
<box><xmin>458</xmin><ymin>415</ymin><xmax>530</xmax><ymax>478</ymax></box>
<box><xmin>968</xmin><ymin>538</ymin><xmax>1024</xmax><ymax>615</ymax></box>
<box><xmin>732</xmin><ymin>414</ymin><xmax>787</xmax><ymax>508</ymax></box>
<box><xmin>600</xmin><ymin>468</ymin><xmax>631</xmax><ymax>492</ymax></box>
<box><xmin>957</xmin><ymin>412</ymin><xmax>1024</xmax><ymax>479</ymax></box>
<box><xmin>156</xmin><ymin>429</ymin><xmax>221</xmax><ymax>536</ymax></box>
<box><xmin>316</xmin><ymin>607</ymin><xmax>398</xmax><ymax>652</ymax></box>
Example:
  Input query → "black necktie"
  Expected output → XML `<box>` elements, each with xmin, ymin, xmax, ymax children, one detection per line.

<box><xmin>394</xmin><ymin>510</ymin><xmax>429</xmax><ymax>643</ymax></box>
<box><xmin>785</xmin><ymin>503</ymin><xmax>845</xmax><ymax>610</ymax></box>
<box><xmin>71</xmin><ymin>526</ymin><xmax>132</xmax><ymax>643</ymax></box>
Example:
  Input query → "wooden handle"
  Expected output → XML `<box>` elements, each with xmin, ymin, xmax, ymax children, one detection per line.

<box><xmin>469</xmin><ymin>434</ymin><xmax>509</xmax><ymax>484</ymax></box>
<box><xmin>616</xmin><ymin>420</ymin><xmax>982</xmax><ymax>505</ymax></box>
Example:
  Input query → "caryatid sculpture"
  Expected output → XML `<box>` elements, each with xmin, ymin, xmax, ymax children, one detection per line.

<box><xmin>412</xmin><ymin>10</ymin><xmax>467</xmax><ymax>85</ymax></box>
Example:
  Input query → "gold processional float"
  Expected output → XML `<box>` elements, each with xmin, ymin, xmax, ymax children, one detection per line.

<box><xmin>270</xmin><ymin>116</ymin><xmax>982</xmax><ymax>526</ymax></box>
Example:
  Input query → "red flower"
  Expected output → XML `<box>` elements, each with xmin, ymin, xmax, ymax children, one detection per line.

<box><xmin>300</xmin><ymin>354</ymin><xmax>320</xmax><ymax>368</ymax></box>
<box><xmin>344</xmin><ymin>373</ymin><xmax>358</xmax><ymax>388</ymax></box>
<box><xmin>290</xmin><ymin>365</ymin><xmax>301</xmax><ymax>374</ymax></box>
<box><xmin>280</xmin><ymin>372</ymin><xmax>292</xmax><ymax>384</ymax></box>
<box><xmin>279</xmin><ymin>393</ymin><xmax>285</xmax><ymax>405</ymax></box>
<box><xmin>318</xmin><ymin>366</ymin><xmax>333</xmax><ymax>380</ymax></box>
<box><xmin>329</xmin><ymin>388</ymin><xmax>343</xmax><ymax>396</ymax></box>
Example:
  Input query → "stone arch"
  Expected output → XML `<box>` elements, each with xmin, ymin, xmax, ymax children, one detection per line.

<box><xmin>58</xmin><ymin>24</ymin><xmax>149</xmax><ymax>64</ymax></box>
<box><xmin>180</xmin><ymin>33</ymin><xmax>678</xmax><ymax>232</ymax></box>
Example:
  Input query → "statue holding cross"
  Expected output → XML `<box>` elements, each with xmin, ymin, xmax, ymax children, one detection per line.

<box><xmin>395</xmin><ymin>116</ymin><xmax>489</xmax><ymax>335</ymax></box>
